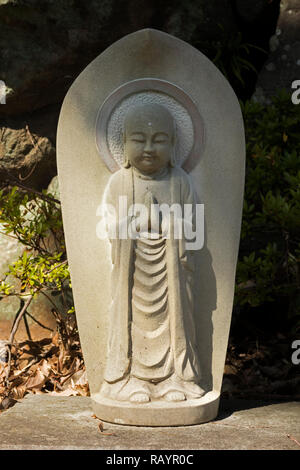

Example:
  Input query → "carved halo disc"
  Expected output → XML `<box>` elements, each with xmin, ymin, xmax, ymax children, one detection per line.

<box><xmin>95</xmin><ymin>78</ymin><xmax>205</xmax><ymax>173</ymax></box>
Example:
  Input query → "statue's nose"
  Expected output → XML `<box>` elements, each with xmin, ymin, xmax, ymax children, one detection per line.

<box><xmin>143</xmin><ymin>139</ymin><xmax>154</xmax><ymax>154</ymax></box>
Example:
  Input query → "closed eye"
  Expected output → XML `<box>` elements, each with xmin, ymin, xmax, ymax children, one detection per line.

<box><xmin>153</xmin><ymin>133</ymin><xmax>169</xmax><ymax>143</ymax></box>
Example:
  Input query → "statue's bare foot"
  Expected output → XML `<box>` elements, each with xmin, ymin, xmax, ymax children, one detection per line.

<box><xmin>164</xmin><ymin>391</ymin><xmax>186</xmax><ymax>402</ymax></box>
<box><xmin>130</xmin><ymin>392</ymin><xmax>150</xmax><ymax>403</ymax></box>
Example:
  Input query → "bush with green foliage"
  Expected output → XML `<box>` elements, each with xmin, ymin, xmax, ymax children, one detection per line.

<box><xmin>0</xmin><ymin>185</ymin><xmax>72</xmax><ymax>322</ymax></box>
<box><xmin>236</xmin><ymin>90</ymin><xmax>300</xmax><ymax>332</ymax></box>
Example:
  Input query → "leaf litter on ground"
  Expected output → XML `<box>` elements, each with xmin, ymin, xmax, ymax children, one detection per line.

<box><xmin>0</xmin><ymin>322</ymin><xmax>90</xmax><ymax>410</ymax></box>
<box><xmin>1</xmin><ymin>324</ymin><xmax>299</xmax><ymax>412</ymax></box>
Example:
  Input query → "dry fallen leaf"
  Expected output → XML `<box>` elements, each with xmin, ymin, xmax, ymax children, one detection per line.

<box><xmin>10</xmin><ymin>384</ymin><xmax>27</xmax><ymax>400</ymax></box>
<box><xmin>25</xmin><ymin>369</ymin><xmax>47</xmax><ymax>391</ymax></box>
<box><xmin>98</xmin><ymin>421</ymin><xmax>104</xmax><ymax>432</ymax></box>
<box><xmin>0</xmin><ymin>396</ymin><xmax>18</xmax><ymax>410</ymax></box>
<box><xmin>0</xmin><ymin>312</ymin><xmax>91</xmax><ymax>410</ymax></box>
<box><xmin>97</xmin><ymin>421</ymin><xmax>116</xmax><ymax>436</ymax></box>
<box><xmin>61</xmin><ymin>369</ymin><xmax>87</xmax><ymax>389</ymax></box>
<box><xmin>287</xmin><ymin>434</ymin><xmax>300</xmax><ymax>448</ymax></box>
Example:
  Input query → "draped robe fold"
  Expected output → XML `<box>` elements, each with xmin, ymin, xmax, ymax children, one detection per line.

<box><xmin>102</xmin><ymin>166</ymin><xmax>201</xmax><ymax>386</ymax></box>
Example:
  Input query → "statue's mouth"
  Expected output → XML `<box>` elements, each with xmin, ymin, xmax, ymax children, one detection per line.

<box><xmin>142</xmin><ymin>155</ymin><xmax>155</xmax><ymax>161</ymax></box>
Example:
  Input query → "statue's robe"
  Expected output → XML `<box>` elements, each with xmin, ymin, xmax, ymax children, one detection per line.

<box><xmin>102</xmin><ymin>166</ymin><xmax>201</xmax><ymax>388</ymax></box>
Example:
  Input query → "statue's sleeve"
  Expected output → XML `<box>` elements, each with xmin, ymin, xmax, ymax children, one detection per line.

<box><xmin>179</xmin><ymin>170</ymin><xmax>197</xmax><ymax>269</ymax></box>
<box><xmin>102</xmin><ymin>172</ymin><xmax>121</xmax><ymax>265</ymax></box>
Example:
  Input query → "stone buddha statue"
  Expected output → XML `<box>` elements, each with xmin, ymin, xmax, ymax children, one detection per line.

<box><xmin>100</xmin><ymin>103</ymin><xmax>206</xmax><ymax>403</ymax></box>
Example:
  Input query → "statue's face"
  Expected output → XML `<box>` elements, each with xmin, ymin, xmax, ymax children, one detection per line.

<box><xmin>124</xmin><ymin>106</ymin><xmax>174</xmax><ymax>174</ymax></box>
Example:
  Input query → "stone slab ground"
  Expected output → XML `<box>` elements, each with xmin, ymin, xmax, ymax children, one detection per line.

<box><xmin>0</xmin><ymin>395</ymin><xmax>299</xmax><ymax>450</ymax></box>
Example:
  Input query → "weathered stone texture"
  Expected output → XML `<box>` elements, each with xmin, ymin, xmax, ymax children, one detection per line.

<box><xmin>0</xmin><ymin>395</ymin><xmax>299</xmax><ymax>449</ymax></box>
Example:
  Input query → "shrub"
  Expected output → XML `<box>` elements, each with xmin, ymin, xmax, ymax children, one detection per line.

<box><xmin>0</xmin><ymin>183</ymin><xmax>72</xmax><ymax>334</ymax></box>
<box><xmin>236</xmin><ymin>90</ymin><xmax>300</xmax><ymax>332</ymax></box>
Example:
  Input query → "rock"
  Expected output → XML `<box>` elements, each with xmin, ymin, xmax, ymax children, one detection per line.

<box><xmin>0</xmin><ymin>0</ymin><xmax>281</xmax><ymax>192</ymax></box>
<box><xmin>0</xmin><ymin>104</ymin><xmax>59</xmax><ymax>190</ymax></box>
<box><xmin>235</xmin><ymin>0</ymin><xmax>267</xmax><ymax>23</ymax></box>
<box><xmin>265</xmin><ymin>62</ymin><xmax>276</xmax><ymax>71</ymax></box>
<box><xmin>0</xmin><ymin>80</ymin><xmax>6</xmax><ymax>105</ymax></box>
<box><xmin>0</xmin><ymin>0</ymin><xmax>271</xmax><ymax>117</ymax></box>
<box><xmin>0</xmin><ymin>396</ymin><xmax>18</xmax><ymax>411</ymax></box>
<box><xmin>0</xmin><ymin>227</ymin><xmax>24</xmax><ymax>281</ymax></box>
<box><xmin>0</xmin><ymin>0</ymin><xmax>243</xmax><ymax>191</ymax></box>
<box><xmin>164</xmin><ymin>0</ymin><xmax>237</xmax><ymax>43</ymax></box>
<box><xmin>46</xmin><ymin>175</ymin><xmax>59</xmax><ymax>200</ymax></box>
<box><xmin>0</xmin><ymin>339</ymin><xmax>8</xmax><ymax>363</ymax></box>
<box><xmin>0</xmin><ymin>0</ymin><xmax>115</xmax><ymax>116</ymax></box>
<box><xmin>252</xmin><ymin>0</ymin><xmax>300</xmax><ymax>101</ymax></box>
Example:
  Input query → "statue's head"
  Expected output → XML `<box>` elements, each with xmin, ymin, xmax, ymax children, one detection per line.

<box><xmin>123</xmin><ymin>103</ymin><xmax>176</xmax><ymax>174</ymax></box>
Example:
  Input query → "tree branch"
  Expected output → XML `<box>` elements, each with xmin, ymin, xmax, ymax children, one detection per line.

<box><xmin>5</xmin><ymin>294</ymin><xmax>34</xmax><ymax>385</ymax></box>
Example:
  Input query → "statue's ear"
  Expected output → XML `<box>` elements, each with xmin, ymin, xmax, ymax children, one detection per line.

<box><xmin>169</xmin><ymin>129</ymin><xmax>177</xmax><ymax>167</ymax></box>
<box><xmin>169</xmin><ymin>149</ymin><xmax>176</xmax><ymax>168</ymax></box>
<box><xmin>123</xmin><ymin>155</ymin><xmax>131</xmax><ymax>168</ymax></box>
<box><xmin>122</xmin><ymin>133</ymin><xmax>131</xmax><ymax>168</ymax></box>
